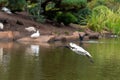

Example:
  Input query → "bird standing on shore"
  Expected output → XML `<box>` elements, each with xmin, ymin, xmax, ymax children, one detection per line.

<box><xmin>25</xmin><ymin>26</ymin><xmax>36</xmax><ymax>32</ymax></box>
<box><xmin>0</xmin><ymin>22</ymin><xmax>4</xmax><ymax>30</ymax></box>
<box><xmin>30</xmin><ymin>30</ymin><xmax>40</xmax><ymax>38</ymax></box>
<box><xmin>1</xmin><ymin>7</ymin><xmax>12</xmax><ymax>14</ymax></box>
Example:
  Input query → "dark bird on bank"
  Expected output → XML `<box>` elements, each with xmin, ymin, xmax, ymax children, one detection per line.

<box><xmin>79</xmin><ymin>33</ymin><xmax>88</xmax><ymax>42</ymax></box>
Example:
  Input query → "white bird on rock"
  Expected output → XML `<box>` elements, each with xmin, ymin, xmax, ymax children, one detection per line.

<box><xmin>30</xmin><ymin>30</ymin><xmax>40</xmax><ymax>38</ymax></box>
<box><xmin>0</xmin><ymin>22</ymin><xmax>4</xmax><ymax>30</ymax></box>
<box><xmin>25</xmin><ymin>26</ymin><xmax>36</xmax><ymax>32</ymax></box>
<box><xmin>68</xmin><ymin>42</ymin><xmax>92</xmax><ymax>58</ymax></box>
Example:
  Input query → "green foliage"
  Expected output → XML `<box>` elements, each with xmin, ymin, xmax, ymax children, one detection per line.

<box><xmin>55</xmin><ymin>12</ymin><xmax>78</xmax><ymax>25</ymax></box>
<box><xmin>62</xmin><ymin>0</ymin><xmax>87</xmax><ymax>8</ymax></box>
<box><xmin>104</xmin><ymin>0</ymin><xmax>120</xmax><ymax>11</ymax></box>
<box><xmin>27</xmin><ymin>0</ymin><xmax>49</xmax><ymax>23</ymax></box>
<box><xmin>7</xmin><ymin>0</ymin><xmax>26</xmax><ymax>11</ymax></box>
<box><xmin>88</xmin><ymin>0</ymin><xmax>120</xmax><ymax>11</ymax></box>
<box><xmin>45</xmin><ymin>2</ymin><xmax>55</xmax><ymax>11</ymax></box>
<box><xmin>28</xmin><ymin>3</ymin><xmax>45</xmax><ymax>23</ymax></box>
<box><xmin>87</xmin><ymin>5</ymin><xmax>110</xmax><ymax>31</ymax></box>
<box><xmin>105</xmin><ymin>10</ymin><xmax>120</xmax><ymax>34</ymax></box>
<box><xmin>0</xmin><ymin>0</ymin><xmax>8</xmax><ymax>7</ymax></box>
<box><xmin>28</xmin><ymin>3</ymin><xmax>39</xmax><ymax>16</ymax></box>
<box><xmin>74</xmin><ymin>7</ymin><xmax>91</xmax><ymax>25</ymax></box>
<box><xmin>87</xmin><ymin>5</ymin><xmax>120</xmax><ymax>34</ymax></box>
<box><xmin>28</xmin><ymin>0</ymin><xmax>88</xmax><ymax>24</ymax></box>
<box><xmin>87</xmin><ymin>0</ymin><xmax>106</xmax><ymax>9</ymax></box>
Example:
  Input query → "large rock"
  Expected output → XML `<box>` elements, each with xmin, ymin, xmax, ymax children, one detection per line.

<box><xmin>0</xmin><ymin>31</ymin><xmax>20</xmax><ymax>41</ymax></box>
<box><xmin>17</xmin><ymin>35</ymin><xmax>55</xmax><ymax>43</ymax></box>
<box><xmin>85</xmin><ymin>29</ymin><xmax>100</xmax><ymax>39</ymax></box>
<box><xmin>49</xmin><ymin>32</ymin><xmax>80</xmax><ymax>42</ymax></box>
<box><xmin>0</xmin><ymin>31</ymin><xmax>13</xmax><ymax>41</ymax></box>
<box><xmin>88</xmin><ymin>32</ymin><xmax>100</xmax><ymax>39</ymax></box>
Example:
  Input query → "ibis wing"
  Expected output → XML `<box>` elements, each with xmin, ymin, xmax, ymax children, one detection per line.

<box><xmin>70</xmin><ymin>47</ymin><xmax>86</xmax><ymax>55</ymax></box>
<box><xmin>69</xmin><ymin>42</ymin><xmax>92</xmax><ymax>57</ymax></box>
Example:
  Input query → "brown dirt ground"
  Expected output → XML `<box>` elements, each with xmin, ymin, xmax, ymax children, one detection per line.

<box><xmin>0</xmin><ymin>11</ymin><xmax>79</xmax><ymax>37</ymax></box>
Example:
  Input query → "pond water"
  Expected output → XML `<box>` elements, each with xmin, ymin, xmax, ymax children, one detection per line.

<box><xmin>0</xmin><ymin>39</ymin><xmax>120</xmax><ymax>80</ymax></box>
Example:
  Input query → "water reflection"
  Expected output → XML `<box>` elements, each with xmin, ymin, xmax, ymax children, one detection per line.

<box><xmin>26</xmin><ymin>44</ymin><xmax>40</xmax><ymax>57</ymax></box>
<box><xmin>0</xmin><ymin>39</ymin><xmax>120</xmax><ymax>80</ymax></box>
<box><xmin>0</xmin><ymin>42</ymin><xmax>42</xmax><ymax>80</ymax></box>
<box><xmin>0</xmin><ymin>48</ymin><xmax>3</xmax><ymax>62</ymax></box>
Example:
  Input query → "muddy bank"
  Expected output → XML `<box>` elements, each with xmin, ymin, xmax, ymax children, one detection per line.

<box><xmin>0</xmin><ymin>11</ymin><xmax>117</xmax><ymax>44</ymax></box>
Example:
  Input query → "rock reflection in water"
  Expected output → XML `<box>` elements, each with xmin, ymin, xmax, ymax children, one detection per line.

<box><xmin>0</xmin><ymin>48</ymin><xmax>3</xmax><ymax>62</ymax></box>
<box><xmin>0</xmin><ymin>42</ymin><xmax>13</xmax><ymax>73</ymax></box>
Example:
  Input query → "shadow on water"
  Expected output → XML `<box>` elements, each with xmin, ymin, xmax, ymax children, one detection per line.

<box><xmin>86</xmin><ymin>55</ymin><xmax>94</xmax><ymax>63</ymax></box>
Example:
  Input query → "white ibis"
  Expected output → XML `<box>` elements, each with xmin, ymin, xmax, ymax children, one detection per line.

<box><xmin>0</xmin><ymin>22</ymin><xmax>4</xmax><ymax>30</ymax></box>
<box><xmin>69</xmin><ymin>42</ymin><xmax>92</xmax><ymax>58</ymax></box>
<box><xmin>1</xmin><ymin>7</ymin><xmax>12</xmax><ymax>14</ymax></box>
<box><xmin>30</xmin><ymin>30</ymin><xmax>40</xmax><ymax>38</ymax></box>
<box><xmin>25</xmin><ymin>26</ymin><xmax>36</xmax><ymax>32</ymax></box>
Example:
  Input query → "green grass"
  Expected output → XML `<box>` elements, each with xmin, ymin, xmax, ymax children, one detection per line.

<box><xmin>87</xmin><ymin>5</ymin><xmax>120</xmax><ymax>34</ymax></box>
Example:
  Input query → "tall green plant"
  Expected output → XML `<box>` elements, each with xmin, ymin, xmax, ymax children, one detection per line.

<box><xmin>87</xmin><ymin>5</ymin><xmax>120</xmax><ymax>34</ymax></box>
<box><xmin>88</xmin><ymin>0</ymin><xmax>120</xmax><ymax>11</ymax></box>
<box><xmin>28</xmin><ymin>0</ymin><xmax>45</xmax><ymax>23</ymax></box>
<box><xmin>87</xmin><ymin>5</ymin><xmax>110</xmax><ymax>31</ymax></box>
<box><xmin>105</xmin><ymin>9</ymin><xmax>120</xmax><ymax>34</ymax></box>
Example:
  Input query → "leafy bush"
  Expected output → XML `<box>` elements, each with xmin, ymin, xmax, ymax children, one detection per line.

<box><xmin>87</xmin><ymin>0</ymin><xmax>106</xmax><ymax>9</ymax></box>
<box><xmin>88</xmin><ymin>0</ymin><xmax>120</xmax><ymax>11</ymax></box>
<box><xmin>7</xmin><ymin>0</ymin><xmax>26</xmax><ymax>12</ymax></box>
<box><xmin>0</xmin><ymin>0</ymin><xmax>8</xmax><ymax>7</ymax></box>
<box><xmin>28</xmin><ymin>3</ymin><xmax>45</xmax><ymax>23</ymax></box>
<box><xmin>55</xmin><ymin>12</ymin><xmax>78</xmax><ymax>25</ymax></box>
<box><xmin>27</xmin><ymin>0</ymin><xmax>88</xmax><ymax>24</ymax></box>
<box><xmin>105</xmin><ymin>9</ymin><xmax>120</xmax><ymax>34</ymax></box>
<box><xmin>62</xmin><ymin>0</ymin><xmax>87</xmax><ymax>8</ymax></box>
<box><xmin>87</xmin><ymin>5</ymin><xmax>120</xmax><ymax>34</ymax></box>
<box><xmin>45</xmin><ymin>2</ymin><xmax>55</xmax><ymax>11</ymax></box>
<box><xmin>87</xmin><ymin>5</ymin><xmax>110</xmax><ymax>31</ymax></box>
<box><xmin>74</xmin><ymin>7</ymin><xmax>91</xmax><ymax>25</ymax></box>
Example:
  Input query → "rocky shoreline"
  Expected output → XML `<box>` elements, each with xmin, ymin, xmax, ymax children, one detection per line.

<box><xmin>0</xmin><ymin>31</ymin><xmax>101</xmax><ymax>43</ymax></box>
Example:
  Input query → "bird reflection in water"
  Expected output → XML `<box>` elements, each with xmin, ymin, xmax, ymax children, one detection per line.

<box><xmin>30</xmin><ymin>45</ymin><xmax>40</xmax><ymax>57</ymax></box>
